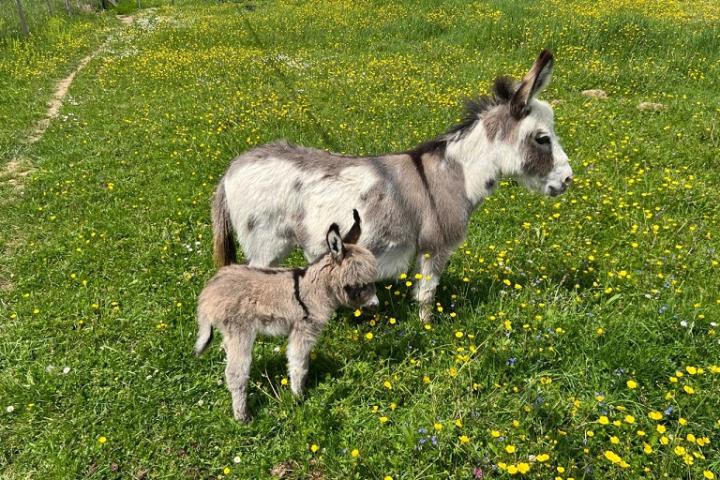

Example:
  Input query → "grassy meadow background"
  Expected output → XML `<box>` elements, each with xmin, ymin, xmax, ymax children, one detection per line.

<box><xmin>2</xmin><ymin>0</ymin><xmax>720</xmax><ymax>478</ymax></box>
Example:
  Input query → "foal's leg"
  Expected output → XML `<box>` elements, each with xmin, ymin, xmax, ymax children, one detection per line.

<box><xmin>286</xmin><ymin>328</ymin><xmax>318</xmax><ymax>397</ymax></box>
<box><xmin>223</xmin><ymin>331</ymin><xmax>256</xmax><ymax>422</ymax></box>
<box><xmin>414</xmin><ymin>250</ymin><xmax>451</xmax><ymax>323</ymax></box>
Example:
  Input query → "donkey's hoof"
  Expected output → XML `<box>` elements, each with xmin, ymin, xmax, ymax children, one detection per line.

<box><xmin>234</xmin><ymin>411</ymin><xmax>252</xmax><ymax>424</ymax></box>
<box><xmin>419</xmin><ymin>305</ymin><xmax>433</xmax><ymax>323</ymax></box>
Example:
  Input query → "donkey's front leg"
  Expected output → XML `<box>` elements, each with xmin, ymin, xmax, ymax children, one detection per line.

<box><xmin>287</xmin><ymin>328</ymin><xmax>318</xmax><ymax>398</ymax></box>
<box><xmin>414</xmin><ymin>250</ymin><xmax>450</xmax><ymax>323</ymax></box>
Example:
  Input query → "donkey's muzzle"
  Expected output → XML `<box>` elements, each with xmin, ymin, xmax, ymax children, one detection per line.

<box><xmin>364</xmin><ymin>295</ymin><xmax>380</xmax><ymax>310</ymax></box>
<box><xmin>548</xmin><ymin>184</ymin><xmax>567</xmax><ymax>196</ymax></box>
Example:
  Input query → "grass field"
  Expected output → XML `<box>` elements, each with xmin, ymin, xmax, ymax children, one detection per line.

<box><xmin>1</xmin><ymin>0</ymin><xmax>720</xmax><ymax>478</ymax></box>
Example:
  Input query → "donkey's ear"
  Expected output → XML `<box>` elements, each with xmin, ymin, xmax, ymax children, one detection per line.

<box><xmin>342</xmin><ymin>209</ymin><xmax>362</xmax><ymax>245</ymax></box>
<box><xmin>511</xmin><ymin>50</ymin><xmax>554</xmax><ymax>117</ymax></box>
<box><xmin>326</xmin><ymin>223</ymin><xmax>344</xmax><ymax>261</ymax></box>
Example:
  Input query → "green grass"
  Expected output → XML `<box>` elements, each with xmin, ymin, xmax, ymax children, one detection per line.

<box><xmin>1</xmin><ymin>1</ymin><xmax>719</xmax><ymax>478</ymax></box>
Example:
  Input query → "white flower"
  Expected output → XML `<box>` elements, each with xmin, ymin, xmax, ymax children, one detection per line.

<box><xmin>6</xmin><ymin>405</ymin><xmax>15</xmax><ymax>413</ymax></box>
<box><xmin>197</xmin><ymin>399</ymin><xmax>204</xmax><ymax>406</ymax></box>
<box><xmin>680</xmin><ymin>320</ymin><xmax>688</xmax><ymax>328</ymax></box>
<box><xmin>233</xmin><ymin>456</ymin><xmax>241</xmax><ymax>464</ymax></box>
<box><xmin>62</xmin><ymin>367</ymin><xmax>71</xmax><ymax>374</ymax></box>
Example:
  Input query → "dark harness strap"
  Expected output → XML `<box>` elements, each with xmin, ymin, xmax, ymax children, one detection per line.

<box><xmin>292</xmin><ymin>268</ymin><xmax>310</xmax><ymax>321</ymax></box>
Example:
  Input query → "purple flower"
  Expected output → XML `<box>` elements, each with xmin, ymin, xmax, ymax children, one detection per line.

<box><xmin>506</xmin><ymin>357</ymin><xmax>517</xmax><ymax>367</ymax></box>
<box><xmin>473</xmin><ymin>467</ymin><xmax>484</xmax><ymax>479</ymax></box>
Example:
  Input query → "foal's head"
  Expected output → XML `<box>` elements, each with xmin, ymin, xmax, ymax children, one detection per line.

<box><xmin>323</xmin><ymin>210</ymin><xmax>379</xmax><ymax>310</ymax></box>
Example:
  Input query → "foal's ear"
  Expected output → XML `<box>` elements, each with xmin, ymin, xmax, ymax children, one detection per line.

<box><xmin>511</xmin><ymin>49</ymin><xmax>554</xmax><ymax>117</ymax></box>
<box><xmin>326</xmin><ymin>223</ymin><xmax>344</xmax><ymax>262</ymax></box>
<box><xmin>342</xmin><ymin>209</ymin><xmax>362</xmax><ymax>245</ymax></box>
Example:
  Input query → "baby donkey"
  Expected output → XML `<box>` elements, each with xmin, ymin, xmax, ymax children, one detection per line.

<box><xmin>194</xmin><ymin>210</ymin><xmax>378</xmax><ymax>422</ymax></box>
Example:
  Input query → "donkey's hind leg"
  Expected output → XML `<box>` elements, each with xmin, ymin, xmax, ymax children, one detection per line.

<box><xmin>223</xmin><ymin>330</ymin><xmax>257</xmax><ymax>422</ymax></box>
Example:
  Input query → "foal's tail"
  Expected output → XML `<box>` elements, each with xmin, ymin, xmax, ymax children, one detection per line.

<box><xmin>194</xmin><ymin>311</ymin><xmax>214</xmax><ymax>356</ymax></box>
<box><xmin>212</xmin><ymin>179</ymin><xmax>237</xmax><ymax>268</ymax></box>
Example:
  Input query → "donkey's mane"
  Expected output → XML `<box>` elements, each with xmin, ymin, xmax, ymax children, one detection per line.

<box><xmin>407</xmin><ymin>76</ymin><xmax>516</xmax><ymax>158</ymax></box>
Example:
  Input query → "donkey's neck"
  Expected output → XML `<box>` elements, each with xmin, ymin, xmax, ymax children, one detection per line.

<box><xmin>444</xmin><ymin>124</ymin><xmax>504</xmax><ymax>207</ymax></box>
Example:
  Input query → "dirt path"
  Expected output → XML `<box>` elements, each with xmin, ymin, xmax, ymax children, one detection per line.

<box><xmin>2</xmin><ymin>15</ymin><xmax>136</xmax><ymax>185</ymax></box>
<box><xmin>27</xmin><ymin>15</ymin><xmax>135</xmax><ymax>145</ymax></box>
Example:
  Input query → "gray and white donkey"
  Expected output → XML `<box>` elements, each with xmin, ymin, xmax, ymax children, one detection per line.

<box><xmin>195</xmin><ymin>210</ymin><xmax>378</xmax><ymax>422</ymax></box>
<box><xmin>212</xmin><ymin>50</ymin><xmax>572</xmax><ymax>322</ymax></box>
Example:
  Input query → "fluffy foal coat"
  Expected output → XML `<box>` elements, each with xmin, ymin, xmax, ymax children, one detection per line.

<box><xmin>195</xmin><ymin>211</ymin><xmax>378</xmax><ymax>422</ymax></box>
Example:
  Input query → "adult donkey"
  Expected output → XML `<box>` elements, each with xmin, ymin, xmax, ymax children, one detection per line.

<box><xmin>212</xmin><ymin>50</ymin><xmax>572</xmax><ymax>322</ymax></box>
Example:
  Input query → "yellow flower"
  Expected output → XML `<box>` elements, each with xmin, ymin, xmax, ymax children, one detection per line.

<box><xmin>604</xmin><ymin>450</ymin><xmax>622</xmax><ymax>464</ymax></box>
<box><xmin>703</xmin><ymin>471</ymin><xmax>715</xmax><ymax>479</ymax></box>
<box><xmin>536</xmin><ymin>453</ymin><xmax>550</xmax><ymax>462</ymax></box>
<box><xmin>379</xmin><ymin>416</ymin><xmax>389</xmax><ymax>424</ymax></box>
<box><xmin>643</xmin><ymin>443</ymin><xmax>653</xmax><ymax>454</ymax></box>
<box><xmin>648</xmin><ymin>411</ymin><xmax>663</xmax><ymax>420</ymax></box>
<box><xmin>660</xmin><ymin>436</ymin><xmax>669</xmax><ymax>445</ymax></box>
<box><xmin>434</xmin><ymin>422</ymin><xmax>443</xmax><ymax>431</ymax></box>
<box><xmin>686</xmin><ymin>366</ymin><xmax>697</xmax><ymax>375</ymax></box>
<box><xmin>455</xmin><ymin>331</ymin><xmax>464</xmax><ymax>338</ymax></box>
<box><xmin>383</xmin><ymin>380</ymin><xmax>392</xmax><ymax>390</ymax></box>
<box><xmin>384</xmin><ymin>476</ymin><xmax>393</xmax><ymax>480</ymax></box>
<box><xmin>656</xmin><ymin>424</ymin><xmax>666</xmax><ymax>433</ymax></box>
<box><xmin>223</xmin><ymin>467</ymin><xmax>231</xmax><ymax>475</ymax></box>
<box><xmin>610</xmin><ymin>436</ymin><xmax>620</xmax><ymax>444</ymax></box>
<box><xmin>557</xmin><ymin>466</ymin><xmax>565</xmax><ymax>473</ymax></box>
<box><xmin>351</xmin><ymin>449</ymin><xmax>359</xmax><ymax>458</ymax></box>
<box><xmin>507</xmin><ymin>464</ymin><xmax>518</xmax><ymax>475</ymax></box>
<box><xmin>624</xmin><ymin>415</ymin><xmax>635</xmax><ymax>424</ymax></box>
<box><xmin>674</xmin><ymin>446</ymin><xmax>686</xmax><ymax>456</ymax></box>
<box><xmin>280</xmin><ymin>377</ymin><xmax>288</xmax><ymax>386</ymax></box>
<box><xmin>490</xmin><ymin>430</ymin><xmax>501</xmax><ymax>438</ymax></box>
<box><xmin>422</xmin><ymin>375</ymin><xmax>431</xmax><ymax>384</ymax></box>
<box><xmin>310</xmin><ymin>444</ymin><xmax>319</xmax><ymax>453</ymax></box>
<box><xmin>683</xmin><ymin>385</ymin><xmax>695</xmax><ymax>394</ymax></box>
<box><xmin>354</xmin><ymin>309</ymin><xmax>362</xmax><ymax>317</ymax></box>
<box><xmin>687</xmin><ymin>433</ymin><xmax>696</xmax><ymax>443</ymax></box>
<box><xmin>505</xmin><ymin>445</ymin><xmax>516</xmax><ymax>453</ymax></box>
<box><xmin>679</xmin><ymin>417</ymin><xmax>688</xmax><ymax>426</ymax></box>
<box><xmin>364</xmin><ymin>332</ymin><xmax>373</xmax><ymax>341</ymax></box>
<box><xmin>598</xmin><ymin>416</ymin><xmax>609</xmax><ymax>425</ymax></box>
<box><xmin>98</xmin><ymin>436</ymin><xmax>107</xmax><ymax>444</ymax></box>
<box><xmin>517</xmin><ymin>463</ymin><xmax>530</xmax><ymax>474</ymax></box>
<box><xmin>454</xmin><ymin>419</ymin><xmax>463</xmax><ymax>428</ymax></box>
<box><xmin>626</xmin><ymin>380</ymin><xmax>638</xmax><ymax>389</ymax></box>
<box><xmin>459</xmin><ymin>435</ymin><xmax>470</xmax><ymax>444</ymax></box>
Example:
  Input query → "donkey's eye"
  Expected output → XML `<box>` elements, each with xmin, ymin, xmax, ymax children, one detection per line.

<box><xmin>535</xmin><ymin>135</ymin><xmax>551</xmax><ymax>145</ymax></box>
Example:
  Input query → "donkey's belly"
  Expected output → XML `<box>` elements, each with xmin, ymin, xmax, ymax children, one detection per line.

<box><xmin>374</xmin><ymin>244</ymin><xmax>415</xmax><ymax>280</ymax></box>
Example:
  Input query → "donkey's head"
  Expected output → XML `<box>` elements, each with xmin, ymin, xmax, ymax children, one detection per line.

<box><xmin>324</xmin><ymin>210</ymin><xmax>379</xmax><ymax>309</ymax></box>
<box><xmin>487</xmin><ymin>50</ymin><xmax>572</xmax><ymax>196</ymax></box>
<box><xmin>449</xmin><ymin>50</ymin><xmax>572</xmax><ymax>200</ymax></box>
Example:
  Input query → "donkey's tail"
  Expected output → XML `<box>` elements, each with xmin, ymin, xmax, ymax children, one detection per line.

<box><xmin>194</xmin><ymin>312</ymin><xmax>214</xmax><ymax>356</ymax></box>
<box><xmin>212</xmin><ymin>179</ymin><xmax>237</xmax><ymax>268</ymax></box>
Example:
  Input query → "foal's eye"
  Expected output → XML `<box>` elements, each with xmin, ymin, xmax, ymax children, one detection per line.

<box><xmin>535</xmin><ymin>135</ymin><xmax>551</xmax><ymax>145</ymax></box>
